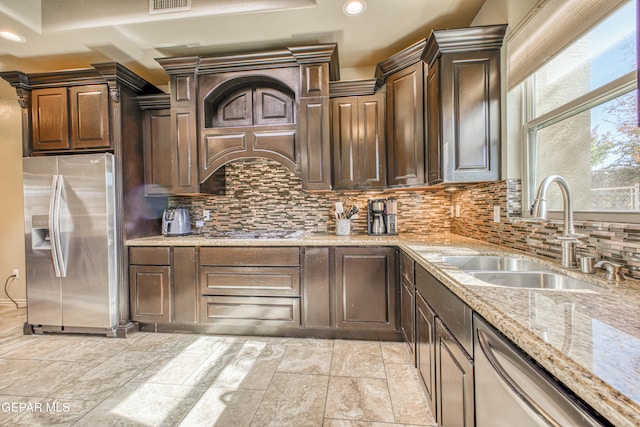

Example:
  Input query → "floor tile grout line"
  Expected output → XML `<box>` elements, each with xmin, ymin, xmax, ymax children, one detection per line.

<box><xmin>320</xmin><ymin>338</ymin><xmax>337</xmax><ymax>424</ymax></box>
<box><xmin>245</xmin><ymin>340</ymin><xmax>287</xmax><ymax>427</ymax></box>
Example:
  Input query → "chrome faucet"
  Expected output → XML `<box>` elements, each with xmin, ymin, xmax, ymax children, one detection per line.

<box><xmin>531</xmin><ymin>175</ymin><xmax>584</xmax><ymax>268</ymax></box>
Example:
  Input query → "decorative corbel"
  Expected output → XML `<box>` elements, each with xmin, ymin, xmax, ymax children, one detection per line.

<box><xmin>16</xmin><ymin>88</ymin><xmax>30</xmax><ymax>109</ymax></box>
<box><xmin>107</xmin><ymin>81</ymin><xmax>120</xmax><ymax>103</ymax></box>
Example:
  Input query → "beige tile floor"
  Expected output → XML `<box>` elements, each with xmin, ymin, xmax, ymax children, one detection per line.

<box><xmin>0</xmin><ymin>306</ymin><xmax>436</xmax><ymax>426</ymax></box>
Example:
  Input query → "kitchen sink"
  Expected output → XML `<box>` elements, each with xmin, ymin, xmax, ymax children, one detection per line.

<box><xmin>468</xmin><ymin>271</ymin><xmax>602</xmax><ymax>292</ymax></box>
<box><xmin>442</xmin><ymin>255</ymin><xmax>548</xmax><ymax>272</ymax></box>
<box><xmin>441</xmin><ymin>255</ymin><xmax>601</xmax><ymax>292</ymax></box>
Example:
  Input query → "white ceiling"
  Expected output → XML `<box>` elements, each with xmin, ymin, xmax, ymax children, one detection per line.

<box><xmin>0</xmin><ymin>0</ymin><xmax>486</xmax><ymax>97</ymax></box>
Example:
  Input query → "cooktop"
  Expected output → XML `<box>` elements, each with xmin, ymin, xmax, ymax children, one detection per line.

<box><xmin>204</xmin><ymin>230</ymin><xmax>305</xmax><ymax>239</ymax></box>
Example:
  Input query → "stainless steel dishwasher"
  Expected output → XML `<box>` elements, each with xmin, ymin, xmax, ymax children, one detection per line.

<box><xmin>474</xmin><ymin>313</ymin><xmax>610</xmax><ymax>426</ymax></box>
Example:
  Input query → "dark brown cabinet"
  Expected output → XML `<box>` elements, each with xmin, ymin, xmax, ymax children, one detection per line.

<box><xmin>199</xmin><ymin>247</ymin><xmax>301</xmax><ymax>328</ymax></box>
<box><xmin>385</xmin><ymin>62</ymin><xmax>425</xmax><ymax>187</ymax></box>
<box><xmin>31</xmin><ymin>84</ymin><xmax>110</xmax><ymax>152</ymax></box>
<box><xmin>415</xmin><ymin>263</ymin><xmax>474</xmax><ymax>427</ymax></box>
<box><xmin>129</xmin><ymin>247</ymin><xmax>172</xmax><ymax>323</ymax></box>
<box><xmin>334</xmin><ymin>247</ymin><xmax>397</xmax><ymax>331</ymax></box>
<box><xmin>416</xmin><ymin>290</ymin><xmax>437</xmax><ymax>419</ymax></box>
<box><xmin>399</xmin><ymin>251</ymin><xmax>416</xmax><ymax>355</ymax></box>
<box><xmin>435</xmin><ymin>318</ymin><xmax>475</xmax><ymax>427</ymax></box>
<box><xmin>140</xmin><ymin>103</ymin><xmax>172</xmax><ymax>196</ymax></box>
<box><xmin>157</xmin><ymin>45</ymin><xmax>337</xmax><ymax>194</ymax></box>
<box><xmin>423</xmin><ymin>25</ymin><xmax>506</xmax><ymax>184</ymax></box>
<box><xmin>331</xmin><ymin>93</ymin><xmax>386</xmax><ymax>189</ymax></box>
<box><xmin>302</xmin><ymin>247</ymin><xmax>332</xmax><ymax>329</ymax></box>
<box><xmin>129</xmin><ymin>246</ymin><xmax>198</xmax><ymax>325</ymax></box>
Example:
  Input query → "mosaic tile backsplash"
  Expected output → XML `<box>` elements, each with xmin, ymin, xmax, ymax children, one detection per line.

<box><xmin>169</xmin><ymin>158</ymin><xmax>640</xmax><ymax>279</ymax></box>
<box><xmin>170</xmin><ymin>158</ymin><xmax>452</xmax><ymax>235</ymax></box>
<box><xmin>450</xmin><ymin>180</ymin><xmax>640</xmax><ymax>279</ymax></box>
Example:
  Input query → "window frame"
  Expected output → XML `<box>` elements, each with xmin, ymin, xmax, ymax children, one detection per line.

<box><xmin>519</xmin><ymin>7</ymin><xmax>639</xmax><ymax>223</ymax></box>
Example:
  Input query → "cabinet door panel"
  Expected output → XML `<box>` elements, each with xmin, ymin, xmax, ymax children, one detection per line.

<box><xmin>171</xmin><ymin>73</ymin><xmax>200</xmax><ymax>194</ymax></box>
<box><xmin>213</xmin><ymin>87</ymin><xmax>252</xmax><ymax>127</ymax></box>
<box><xmin>31</xmin><ymin>87</ymin><xmax>69</xmax><ymax>151</ymax></box>
<box><xmin>425</xmin><ymin>61</ymin><xmax>442</xmax><ymax>185</ymax></box>
<box><xmin>302</xmin><ymin>247</ymin><xmax>331</xmax><ymax>328</ymax></box>
<box><xmin>143</xmin><ymin>109</ymin><xmax>172</xmax><ymax>196</ymax></box>
<box><xmin>454</xmin><ymin>60</ymin><xmax>490</xmax><ymax>170</ymax></box>
<box><xmin>436</xmin><ymin>318</ymin><xmax>474</xmax><ymax>427</ymax></box>
<box><xmin>174</xmin><ymin>247</ymin><xmax>198</xmax><ymax>324</ymax></box>
<box><xmin>335</xmin><ymin>247</ymin><xmax>396</xmax><ymax>330</ymax></box>
<box><xmin>386</xmin><ymin>62</ymin><xmax>424</xmax><ymax>186</ymax></box>
<box><xmin>255</xmin><ymin>87</ymin><xmax>294</xmax><ymax>125</ymax></box>
<box><xmin>400</xmin><ymin>278</ymin><xmax>415</xmax><ymax>355</ymax></box>
<box><xmin>331</xmin><ymin>97</ymin><xmax>358</xmax><ymax>188</ymax></box>
<box><xmin>300</xmin><ymin>97</ymin><xmax>331</xmax><ymax>190</ymax></box>
<box><xmin>441</xmin><ymin>50</ymin><xmax>501</xmax><ymax>182</ymax></box>
<box><xmin>417</xmin><ymin>291</ymin><xmax>437</xmax><ymax>418</ymax></box>
<box><xmin>359</xmin><ymin>93</ymin><xmax>386</xmax><ymax>188</ymax></box>
<box><xmin>129</xmin><ymin>265</ymin><xmax>171</xmax><ymax>323</ymax></box>
<box><xmin>70</xmin><ymin>85</ymin><xmax>110</xmax><ymax>149</ymax></box>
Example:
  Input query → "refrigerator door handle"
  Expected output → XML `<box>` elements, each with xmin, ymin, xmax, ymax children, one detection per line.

<box><xmin>50</xmin><ymin>174</ymin><xmax>67</xmax><ymax>278</ymax></box>
<box><xmin>49</xmin><ymin>175</ymin><xmax>62</xmax><ymax>277</ymax></box>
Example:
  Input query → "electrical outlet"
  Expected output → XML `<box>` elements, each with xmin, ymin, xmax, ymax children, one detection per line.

<box><xmin>203</xmin><ymin>210</ymin><xmax>210</xmax><ymax>221</ymax></box>
<box><xmin>493</xmin><ymin>205</ymin><xmax>501</xmax><ymax>223</ymax></box>
<box><xmin>12</xmin><ymin>269</ymin><xmax>19</xmax><ymax>279</ymax></box>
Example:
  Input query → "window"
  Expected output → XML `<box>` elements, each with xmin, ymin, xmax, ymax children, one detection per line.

<box><xmin>516</xmin><ymin>0</ymin><xmax>638</xmax><ymax>221</ymax></box>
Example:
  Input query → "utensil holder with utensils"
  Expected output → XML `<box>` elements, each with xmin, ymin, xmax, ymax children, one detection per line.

<box><xmin>336</xmin><ymin>219</ymin><xmax>351</xmax><ymax>236</ymax></box>
<box><xmin>334</xmin><ymin>202</ymin><xmax>359</xmax><ymax>235</ymax></box>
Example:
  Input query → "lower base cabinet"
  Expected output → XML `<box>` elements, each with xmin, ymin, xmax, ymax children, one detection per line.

<box><xmin>130</xmin><ymin>265</ymin><xmax>171</xmax><ymax>323</ymax></box>
<box><xmin>199</xmin><ymin>247</ymin><xmax>302</xmax><ymax>328</ymax></box>
<box><xmin>334</xmin><ymin>247</ymin><xmax>397</xmax><ymax>331</ymax></box>
<box><xmin>129</xmin><ymin>246</ymin><xmax>198</xmax><ymax>324</ymax></box>
<box><xmin>416</xmin><ymin>290</ymin><xmax>437</xmax><ymax>419</ymax></box>
<box><xmin>415</xmin><ymin>263</ymin><xmax>474</xmax><ymax>427</ymax></box>
<box><xmin>436</xmin><ymin>318</ymin><xmax>475</xmax><ymax>427</ymax></box>
<box><xmin>128</xmin><ymin>245</ymin><xmax>399</xmax><ymax>337</ymax></box>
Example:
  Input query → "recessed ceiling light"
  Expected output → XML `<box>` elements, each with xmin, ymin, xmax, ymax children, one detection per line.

<box><xmin>0</xmin><ymin>31</ymin><xmax>26</xmax><ymax>43</ymax></box>
<box><xmin>343</xmin><ymin>0</ymin><xmax>367</xmax><ymax>16</ymax></box>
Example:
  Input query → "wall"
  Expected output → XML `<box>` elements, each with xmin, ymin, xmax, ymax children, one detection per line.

<box><xmin>171</xmin><ymin>158</ymin><xmax>452</xmax><ymax>236</ymax></box>
<box><xmin>0</xmin><ymin>95</ymin><xmax>26</xmax><ymax>306</ymax></box>
<box><xmin>450</xmin><ymin>180</ymin><xmax>640</xmax><ymax>279</ymax></box>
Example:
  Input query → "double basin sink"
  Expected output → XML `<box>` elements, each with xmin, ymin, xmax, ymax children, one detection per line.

<box><xmin>441</xmin><ymin>255</ymin><xmax>602</xmax><ymax>292</ymax></box>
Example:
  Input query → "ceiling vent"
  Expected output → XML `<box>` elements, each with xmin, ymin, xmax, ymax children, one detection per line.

<box><xmin>149</xmin><ymin>0</ymin><xmax>192</xmax><ymax>15</ymax></box>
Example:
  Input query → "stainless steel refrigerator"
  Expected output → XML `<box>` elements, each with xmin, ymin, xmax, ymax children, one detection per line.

<box><xmin>23</xmin><ymin>153</ymin><xmax>118</xmax><ymax>335</ymax></box>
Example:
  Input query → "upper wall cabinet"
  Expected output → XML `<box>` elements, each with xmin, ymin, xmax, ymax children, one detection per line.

<box><xmin>156</xmin><ymin>44</ymin><xmax>339</xmax><ymax>195</ymax></box>
<box><xmin>423</xmin><ymin>25</ymin><xmax>507</xmax><ymax>184</ymax></box>
<box><xmin>330</xmin><ymin>79</ymin><xmax>386</xmax><ymax>190</ymax></box>
<box><xmin>376</xmin><ymin>40</ymin><xmax>427</xmax><ymax>188</ymax></box>
<box><xmin>31</xmin><ymin>85</ymin><xmax>110</xmax><ymax>152</ymax></box>
<box><xmin>138</xmin><ymin>94</ymin><xmax>172</xmax><ymax>197</ymax></box>
<box><xmin>0</xmin><ymin>64</ymin><xmax>163</xmax><ymax>157</ymax></box>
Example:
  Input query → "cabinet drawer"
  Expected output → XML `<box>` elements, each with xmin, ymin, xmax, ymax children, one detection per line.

<box><xmin>416</xmin><ymin>265</ymin><xmax>473</xmax><ymax>356</ymax></box>
<box><xmin>200</xmin><ymin>296</ymin><xmax>300</xmax><ymax>326</ymax></box>
<box><xmin>200</xmin><ymin>266</ymin><xmax>300</xmax><ymax>296</ymax></box>
<box><xmin>400</xmin><ymin>251</ymin><xmax>415</xmax><ymax>285</ymax></box>
<box><xmin>129</xmin><ymin>247</ymin><xmax>171</xmax><ymax>265</ymax></box>
<box><xmin>200</xmin><ymin>247</ymin><xmax>299</xmax><ymax>266</ymax></box>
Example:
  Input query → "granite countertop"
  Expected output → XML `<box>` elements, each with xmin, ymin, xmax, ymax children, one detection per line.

<box><xmin>126</xmin><ymin>232</ymin><xmax>640</xmax><ymax>426</ymax></box>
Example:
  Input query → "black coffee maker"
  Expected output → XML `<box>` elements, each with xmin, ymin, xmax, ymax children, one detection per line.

<box><xmin>367</xmin><ymin>198</ymin><xmax>398</xmax><ymax>235</ymax></box>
